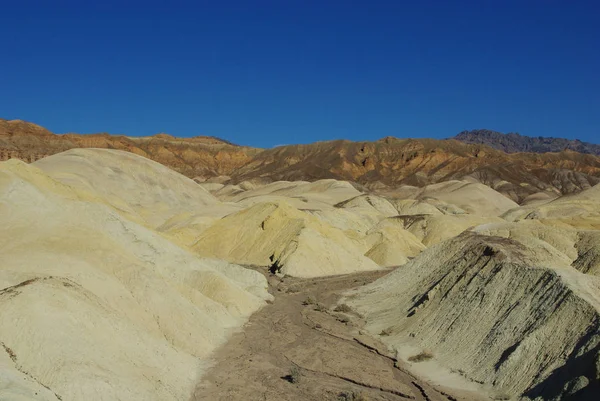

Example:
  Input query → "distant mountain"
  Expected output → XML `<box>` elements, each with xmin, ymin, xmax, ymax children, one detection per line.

<box><xmin>454</xmin><ymin>129</ymin><xmax>600</xmax><ymax>156</ymax></box>
<box><xmin>228</xmin><ymin>137</ymin><xmax>600</xmax><ymax>202</ymax></box>
<box><xmin>2</xmin><ymin>118</ymin><xmax>600</xmax><ymax>202</ymax></box>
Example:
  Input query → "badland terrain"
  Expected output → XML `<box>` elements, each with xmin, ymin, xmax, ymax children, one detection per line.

<box><xmin>1</xmin><ymin>118</ymin><xmax>599</xmax><ymax>401</ymax></box>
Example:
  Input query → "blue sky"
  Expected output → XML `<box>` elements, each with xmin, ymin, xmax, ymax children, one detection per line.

<box><xmin>1</xmin><ymin>0</ymin><xmax>598</xmax><ymax>147</ymax></box>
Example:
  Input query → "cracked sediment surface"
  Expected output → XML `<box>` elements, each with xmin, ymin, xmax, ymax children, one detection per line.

<box><xmin>192</xmin><ymin>268</ymin><xmax>486</xmax><ymax>401</ymax></box>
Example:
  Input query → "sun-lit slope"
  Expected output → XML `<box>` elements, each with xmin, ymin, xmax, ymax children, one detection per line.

<box><xmin>307</xmin><ymin>207</ymin><xmax>382</xmax><ymax>239</ymax></box>
<box><xmin>394</xmin><ymin>213</ymin><xmax>503</xmax><ymax>246</ymax></box>
<box><xmin>391</xmin><ymin>198</ymin><xmax>446</xmax><ymax>216</ymax></box>
<box><xmin>362</xmin><ymin>218</ymin><xmax>426</xmax><ymax>267</ymax></box>
<box><xmin>473</xmin><ymin>221</ymin><xmax>580</xmax><ymax>266</ymax></box>
<box><xmin>503</xmin><ymin>183</ymin><xmax>600</xmax><ymax>228</ymax></box>
<box><xmin>387</xmin><ymin>180</ymin><xmax>519</xmax><ymax>216</ymax></box>
<box><xmin>33</xmin><ymin>148</ymin><xmax>222</xmax><ymax>228</ymax></box>
<box><xmin>386</xmin><ymin>187</ymin><xmax>507</xmax><ymax>247</ymax></box>
<box><xmin>312</xmin><ymin>194</ymin><xmax>428</xmax><ymax>267</ymax></box>
<box><xmin>342</xmin><ymin>232</ymin><xmax>600</xmax><ymax>400</ymax></box>
<box><xmin>192</xmin><ymin>201</ymin><xmax>382</xmax><ymax>277</ymax></box>
<box><xmin>0</xmin><ymin>159</ymin><xmax>271</xmax><ymax>401</ymax></box>
<box><xmin>155</xmin><ymin>210</ymin><xmax>240</xmax><ymax>248</ymax></box>
<box><xmin>473</xmin><ymin>220</ymin><xmax>600</xmax><ymax>277</ymax></box>
<box><xmin>335</xmin><ymin>194</ymin><xmax>399</xmax><ymax>217</ymax></box>
<box><xmin>210</xmin><ymin>179</ymin><xmax>362</xmax><ymax>211</ymax></box>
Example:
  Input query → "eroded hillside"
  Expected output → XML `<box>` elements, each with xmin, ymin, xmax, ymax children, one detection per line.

<box><xmin>2</xmin><ymin>118</ymin><xmax>600</xmax><ymax>203</ymax></box>
<box><xmin>0</xmin><ymin>119</ymin><xmax>260</xmax><ymax>177</ymax></box>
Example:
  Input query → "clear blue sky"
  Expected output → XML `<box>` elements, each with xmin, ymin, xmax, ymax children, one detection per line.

<box><xmin>1</xmin><ymin>0</ymin><xmax>598</xmax><ymax>147</ymax></box>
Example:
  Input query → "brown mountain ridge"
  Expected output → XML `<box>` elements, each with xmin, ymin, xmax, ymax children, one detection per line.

<box><xmin>2</xmin><ymin>118</ymin><xmax>600</xmax><ymax>203</ymax></box>
<box><xmin>0</xmin><ymin>119</ymin><xmax>261</xmax><ymax>177</ymax></box>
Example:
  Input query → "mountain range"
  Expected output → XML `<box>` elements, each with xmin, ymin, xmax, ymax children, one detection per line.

<box><xmin>2</xmin><ymin>118</ymin><xmax>599</xmax><ymax>203</ymax></box>
<box><xmin>454</xmin><ymin>129</ymin><xmax>600</xmax><ymax>155</ymax></box>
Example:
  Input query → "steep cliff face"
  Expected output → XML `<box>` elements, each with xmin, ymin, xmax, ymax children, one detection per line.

<box><xmin>3</xmin><ymin>119</ymin><xmax>600</xmax><ymax>202</ymax></box>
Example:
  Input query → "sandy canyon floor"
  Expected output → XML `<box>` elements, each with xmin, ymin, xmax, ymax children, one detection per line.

<box><xmin>193</xmin><ymin>268</ymin><xmax>486</xmax><ymax>401</ymax></box>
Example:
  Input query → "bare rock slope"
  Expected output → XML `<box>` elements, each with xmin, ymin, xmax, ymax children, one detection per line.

<box><xmin>343</xmin><ymin>231</ymin><xmax>600</xmax><ymax>400</ymax></box>
<box><xmin>230</xmin><ymin>138</ymin><xmax>600</xmax><ymax>202</ymax></box>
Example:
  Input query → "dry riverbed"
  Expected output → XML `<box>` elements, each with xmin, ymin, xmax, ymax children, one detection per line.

<box><xmin>192</xmin><ymin>268</ymin><xmax>487</xmax><ymax>401</ymax></box>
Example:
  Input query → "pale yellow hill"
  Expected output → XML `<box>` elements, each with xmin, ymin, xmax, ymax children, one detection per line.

<box><xmin>342</xmin><ymin>232</ymin><xmax>600</xmax><ymax>400</ymax></box>
<box><xmin>212</xmin><ymin>179</ymin><xmax>362</xmax><ymax>211</ymax></box>
<box><xmin>391</xmin><ymin>199</ymin><xmax>445</xmax><ymax>216</ymax></box>
<box><xmin>397</xmin><ymin>213</ymin><xmax>503</xmax><ymax>246</ymax></box>
<box><xmin>0</xmin><ymin>159</ymin><xmax>271</xmax><ymax>401</ymax></box>
<box><xmin>503</xmin><ymin>184</ymin><xmax>600</xmax><ymax>229</ymax></box>
<box><xmin>336</xmin><ymin>194</ymin><xmax>399</xmax><ymax>217</ymax></box>
<box><xmin>473</xmin><ymin>220</ymin><xmax>600</xmax><ymax>276</ymax></box>
<box><xmin>34</xmin><ymin>148</ymin><xmax>221</xmax><ymax>228</ymax></box>
<box><xmin>363</xmin><ymin>218</ymin><xmax>426</xmax><ymax>266</ymax></box>
<box><xmin>192</xmin><ymin>201</ymin><xmax>382</xmax><ymax>277</ymax></box>
<box><xmin>389</xmin><ymin>180</ymin><xmax>519</xmax><ymax>216</ymax></box>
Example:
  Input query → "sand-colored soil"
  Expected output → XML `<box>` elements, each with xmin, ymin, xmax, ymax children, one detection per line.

<box><xmin>193</xmin><ymin>268</ymin><xmax>487</xmax><ymax>401</ymax></box>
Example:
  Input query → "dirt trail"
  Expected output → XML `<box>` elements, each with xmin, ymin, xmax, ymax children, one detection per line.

<box><xmin>192</xmin><ymin>268</ymin><xmax>486</xmax><ymax>401</ymax></box>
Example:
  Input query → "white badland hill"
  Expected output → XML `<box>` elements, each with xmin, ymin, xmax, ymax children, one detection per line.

<box><xmin>362</xmin><ymin>218</ymin><xmax>426</xmax><ymax>267</ymax></box>
<box><xmin>192</xmin><ymin>201</ymin><xmax>383</xmax><ymax>277</ymax></box>
<box><xmin>35</xmin><ymin>150</ymin><xmax>439</xmax><ymax>278</ymax></box>
<box><xmin>389</xmin><ymin>180</ymin><xmax>519</xmax><ymax>216</ymax></box>
<box><xmin>0</xmin><ymin>152</ymin><xmax>271</xmax><ymax>401</ymax></box>
<box><xmin>342</xmin><ymin>228</ymin><xmax>600</xmax><ymax>400</ymax></box>
<box><xmin>207</xmin><ymin>179</ymin><xmax>362</xmax><ymax>210</ymax></box>
<box><xmin>503</xmin><ymin>183</ymin><xmax>600</xmax><ymax>229</ymax></box>
<box><xmin>34</xmin><ymin>149</ymin><xmax>230</xmax><ymax>228</ymax></box>
<box><xmin>193</xmin><ymin>186</ymin><xmax>442</xmax><ymax>275</ymax></box>
<box><xmin>34</xmin><ymin>148</ymin><xmax>244</xmax><ymax>248</ymax></box>
<box><xmin>193</xmin><ymin>177</ymin><xmax>514</xmax><ymax>276</ymax></box>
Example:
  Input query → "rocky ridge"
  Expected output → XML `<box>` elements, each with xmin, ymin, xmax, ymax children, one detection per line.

<box><xmin>454</xmin><ymin>129</ymin><xmax>600</xmax><ymax>156</ymax></box>
<box><xmin>3</xmin><ymin>119</ymin><xmax>600</xmax><ymax>203</ymax></box>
